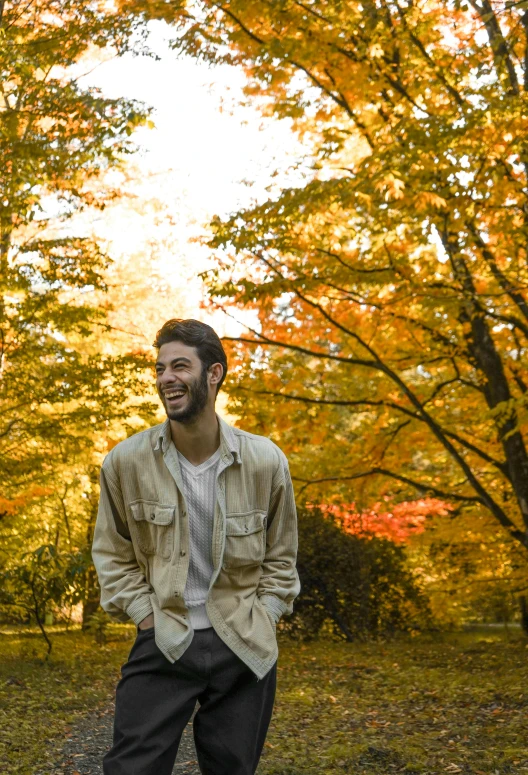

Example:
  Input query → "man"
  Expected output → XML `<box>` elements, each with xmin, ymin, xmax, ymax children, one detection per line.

<box><xmin>92</xmin><ymin>318</ymin><xmax>300</xmax><ymax>775</ymax></box>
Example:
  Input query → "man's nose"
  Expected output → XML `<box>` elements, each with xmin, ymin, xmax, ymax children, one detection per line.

<box><xmin>158</xmin><ymin>372</ymin><xmax>176</xmax><ymax>386</ymax></box>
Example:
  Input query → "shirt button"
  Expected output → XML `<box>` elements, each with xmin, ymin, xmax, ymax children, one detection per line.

<box><xmin>180</xmin><ymin>550</ymin><xmax>186</xmax><ymax>556</ymax></box>
<box><xmin>150</xmin><ymin>514</ymin><xmax>155</xmax><ymax>520</ymax></box>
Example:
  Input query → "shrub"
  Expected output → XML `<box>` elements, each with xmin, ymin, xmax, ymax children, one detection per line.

<box><xmin>283</xmin><ymin>506</ymin><xmax>431</xmax><ymax>640</ymax></box>
<box><xmin>85</xmin><ymin>608</ymin><xmax>111</xmax><ymax>645</ymax></box>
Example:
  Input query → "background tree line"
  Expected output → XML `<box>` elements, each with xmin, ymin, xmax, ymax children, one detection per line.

<box><xmin>0</xmin><ymin>0</ymin><xmax>179</xmax><ymax>649</ymax></box>
<box><xmin>2</xmin><ymin>0</ymin><xmax>527</xmax><ymax>647</ymax></box>
<box><xmin>118</xmin><ymin>0</ymin><xmax>528</xmax><ymax>627</ymax></box>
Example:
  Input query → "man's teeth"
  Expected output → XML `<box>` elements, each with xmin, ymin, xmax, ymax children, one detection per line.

<box><xmin>165</xmin><ymin>391</ymin><xmax>185</xmax><ymax>399</ymax></box>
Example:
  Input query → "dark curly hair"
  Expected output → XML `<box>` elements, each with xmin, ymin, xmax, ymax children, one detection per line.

<box><xmin>153</xmin><ymin>319</ymin><xmax>227</xmax><ymax>394</ymax></box>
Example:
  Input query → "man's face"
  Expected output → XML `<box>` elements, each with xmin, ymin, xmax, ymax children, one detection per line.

<box><xmin>155</xmin><ymin>341</ymin><xmax>210</xmax><ymax>424</ymax></box>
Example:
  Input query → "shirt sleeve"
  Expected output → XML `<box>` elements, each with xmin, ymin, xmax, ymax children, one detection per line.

<box><xmin>91</xmin><ymin>460</ymin><xmax>154</xmax><ymax>626</ymax></box>
<box><xmin>257</xmin><ymin>450</ymin><xmax>301</xmax><ymax>623</ymax></box>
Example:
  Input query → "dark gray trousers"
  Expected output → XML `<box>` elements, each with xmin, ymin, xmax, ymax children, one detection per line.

<box><xmin>103</xmin><ymin>626</ymin><xmax>277</xmax><ymax>775</ymax></box>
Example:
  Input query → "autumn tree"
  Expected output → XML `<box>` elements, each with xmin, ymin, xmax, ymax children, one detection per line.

<box><xmin>0</xmin><ymin>544</ymin><xmax>86</xmax><ymax>656</ymax></box>
<box><xmin>122</xmin><ymin>0</ymin><xmax>528</xmax><ymax>607</ymax></box>
<box><xmin>0</xmin><ymin>0</ymin><xmax>163</xmax><ymax>622</ymax></box>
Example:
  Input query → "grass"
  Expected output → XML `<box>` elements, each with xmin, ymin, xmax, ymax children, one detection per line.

<box><xmin>0</xmin><ymin>624</ymin><xmax>526</xmax><ymax>774</ymax></box>
<box><xmin>261</xmin><ymin>626</ymin><xmax>528</xmax><ymax>775</ymax></box>
<box><xmin>0</xmin><ymin>623</ymin><xmax>134</xmax><ymax>775</ymax></box>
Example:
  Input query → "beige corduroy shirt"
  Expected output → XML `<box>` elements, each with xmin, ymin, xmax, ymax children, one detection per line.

<box><xmin>91</xmin><ymin>415</ymin><xmax>300</xmax><ymax>679</ymax></box>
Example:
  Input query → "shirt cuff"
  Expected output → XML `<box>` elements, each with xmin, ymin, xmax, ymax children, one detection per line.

<box><xmin>259</xmin><ymin>594</ymin><xmax>288</xmax><ymax>623</ymax></box>
<box><xmin>126</xmin><ymin>595</ymin><xmax>154</xmax><ymax>626</ymax></box>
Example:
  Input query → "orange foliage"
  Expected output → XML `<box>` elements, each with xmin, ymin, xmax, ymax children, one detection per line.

<box><xmin>317</xmin><ymin>499</ymin><xmax>453</xmax><ymax>544</ymax></box>
<box><xmin>0</xmin><ymin>488</ymin><xmax>53</xmax><ymax>517</ymax></box>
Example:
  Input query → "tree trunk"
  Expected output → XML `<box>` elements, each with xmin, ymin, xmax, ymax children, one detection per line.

<box><xmin>449</xmin><ymin>248</ymin><xmax>528</xmax><ymax>542</ymax></box>
<box><xmin>520</xmin><ymin>596</ymin><xmax>528</xmax><ymax>636</ymax></box>
<box><xmin>82</xmin><ymin>565</ymin><xmax>100</xmax><ymax>629</ymax></box>
<box><xmin>82</xmin><ymin>466</ymin><xmax>101</xmax><ymax>629</ymax></box>
<box><xmin>31</xmin><ymin>585</ymin><xmax>52</xmax><ymax>660</ymax></box>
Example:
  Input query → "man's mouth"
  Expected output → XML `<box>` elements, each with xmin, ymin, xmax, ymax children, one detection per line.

<box><xmin>163</xmin><ymin>388</ymin><xmax>187</xmax><ymax>403</ymax></box>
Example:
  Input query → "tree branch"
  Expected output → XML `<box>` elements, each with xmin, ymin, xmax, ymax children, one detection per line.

<box><xmin>467</xmin><ymin>0</ymin><xmax>520</xmax><ymax>95</ymax></box>
<box><xmin>314</xmin><ymin>247</ymin><xmax>392</xmax><ymax>275</ymax></box>
<box><xmin>216</xmin><ymin>4</ymin><xmax>265</xmax><ymax>45</ymax></box>
<box><xmin>293</xmin><ymin>467</ymin><xmax>484</xmax><ymax>503</ymax></box>
<box><xmin>220</xmin><ymin>296</ymin><xmax>518</xmax><ymax>539</ymax></box>
<box><xmin>392</xmin><ymin>0</ymin><xmax>466</xmax><ymax>107</ymax></box>
<box><xmin>238</xmin><ymin>387</ymin><xmax>509</xmax><ymax>476</ymax></box>
<box><xmin>468</xmin><ymin>222</ymin><xmax>528</xmax><ymax>325</ymax></box>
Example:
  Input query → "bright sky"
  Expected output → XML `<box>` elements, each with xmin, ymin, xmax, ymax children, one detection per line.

<box><xmin>78</xmin><ymin>20</ymin><xmax>304</xmax><ymax>337</ymax></box>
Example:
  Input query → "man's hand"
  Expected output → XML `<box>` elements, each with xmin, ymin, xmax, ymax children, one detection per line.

<box><xmin>138</xmin><ymin>613</ymin><xmax>154</xmax><ymax>630</ymax></box>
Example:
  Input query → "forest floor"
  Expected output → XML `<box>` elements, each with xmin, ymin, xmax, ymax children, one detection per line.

<box><xmin>0</xmin><ymin>624</ymin><xmax>526</xmax><ymax>775</ymax></box>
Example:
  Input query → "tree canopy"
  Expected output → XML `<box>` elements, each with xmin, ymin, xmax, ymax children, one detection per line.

<box><xmin>0</xmin><ymin>1</ymin><xmax>161</xmax><ymax>621</ymax></box>
<box><xmin>116</xmin><ymin>0</ymin><xmax>528</xmax><ymax>607</ymax></box>
<box><xmin>3</xmin><ymin>0</ymin><xmax>528</xmax><ymax>627</ymax></box>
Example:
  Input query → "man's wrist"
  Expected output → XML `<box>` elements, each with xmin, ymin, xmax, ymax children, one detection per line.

<box><xmin>138</xmin><ymin>613</ymin><xmax>154</xmax><ymax>630</ymax></box>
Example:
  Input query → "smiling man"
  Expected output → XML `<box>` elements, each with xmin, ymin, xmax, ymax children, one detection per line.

<box><xmin>91</xmin><ymin>318</ymin><xmax>300</xmax><ymax>775</ymax></box>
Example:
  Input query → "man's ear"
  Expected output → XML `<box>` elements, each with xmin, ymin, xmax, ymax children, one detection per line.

<box><xmin>209</xmin><ymin>363</ymin><xmax>224</xmax><ymax>386</ymax></box>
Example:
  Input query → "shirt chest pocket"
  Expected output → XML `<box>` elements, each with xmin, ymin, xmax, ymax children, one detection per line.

<box><xmin>129</xmin><ymin>501</ymin><xmax>175</xmax><ymax>560</ymax></box>
<box><xmin>223</xmin><ymin>510</ymin><xmax>267</xmax><ymax>569</ymax></box>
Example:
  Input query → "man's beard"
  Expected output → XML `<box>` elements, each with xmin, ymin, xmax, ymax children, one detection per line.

<box><xmin>163</xmin><ymin>366</ymin><xmax>209</xmax><ymax>425</ymax></box>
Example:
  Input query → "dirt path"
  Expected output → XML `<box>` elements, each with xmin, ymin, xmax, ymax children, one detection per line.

<box><xmin>56</xmin><ymin>702</ymin><xmax>200</xmax><ymax>775</ymax></box>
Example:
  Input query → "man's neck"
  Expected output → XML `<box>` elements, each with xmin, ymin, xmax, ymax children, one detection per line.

<box><xmin>169</xmin><ymin>408</ymin><xmax>221</xmax><ymax>466</ymax></box>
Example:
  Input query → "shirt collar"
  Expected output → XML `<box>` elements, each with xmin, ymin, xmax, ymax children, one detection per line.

<box><xmin>218</xmin><ymin>414</ymin><xmax>240</xmax><ymax>464</ymax></box>
<box><xmin>154</xmin><ymin>415</ymin><xmax>240</xmax><ymax>463</ymax></box>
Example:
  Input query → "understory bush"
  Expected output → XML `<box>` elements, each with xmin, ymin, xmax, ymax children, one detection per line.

<box><xmin>282</xmin><ymin>506</ymin><xmax>432</xmax><ymax>640</ymax></box>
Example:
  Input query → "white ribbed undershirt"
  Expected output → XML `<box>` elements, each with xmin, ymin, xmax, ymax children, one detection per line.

<box><xmin>178</xmin><ymin>447</ymin><xmax>221</xmax><ymax>630</ymax></box>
